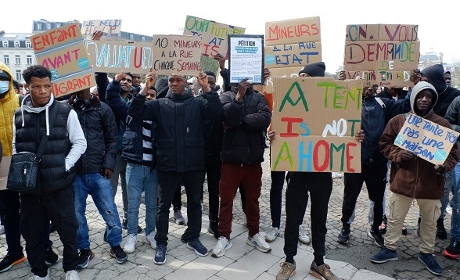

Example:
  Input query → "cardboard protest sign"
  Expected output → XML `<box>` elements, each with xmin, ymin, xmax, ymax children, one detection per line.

<box><xmin>183</xmin><ymin>15</ymin><xmax>245</xmax><ymax>74</ymax></box>
<box><xmin>32</xmin><ymin>23</ymin><xmax>96</xmax><ymax>98</ymax></box>
<box><xmin>271</xmin><ymin>77</ymin><xmax>363</xmax><ymax>172</ymax></box>
<box><xmin>264</xmin><ymin>17</ymin><xmax>322</xmax><ymax>93</ymax></box>
<box><xmin>152</xmin><ymin>34</ymin><xmax>202</xmax><ymax>75</ymax></box>
<box><xmin>343</xmin><ymin>24</ymin><xmax>420</xmax><ymax>87</ymax></box>
<box><xmin>85</xmin><ymin>40</ymin><xmax>153</xmax><ymax>73</ymax></box>
<box><xmin>394</xmin><ymin>113</ymin><xmax>459</xmax><ymax>165</ymax></box>
<box><xmin>81</xmin><ymin>19</ymin><xmax>122</xmax><ymax>37</ymax></box>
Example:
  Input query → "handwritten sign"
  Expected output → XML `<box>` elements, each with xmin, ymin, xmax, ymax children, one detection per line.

<box><xmin>394</xmin><ymin>113</ymin><xmax>459</xmax><ymax>165</ymax></box>
<box><xmin>32</xmin><ymin>23</ymin><xmax>95</xmax><ymax>98</ymax></box>
<box><xmin>85</xmin><ymin>40</ymin><xmax>153</xmax><ymax>73</ymax></box>
<box><xmin>228</xmin><ymin>35</ymin><xmax>264</xmax><ymax>85</ymax></box>
<box><xmin>81</xmin><ymin>19</ymin><xmax>122</xmax><ymax>37</ymax></box>
<box><xmin>264</xmin><ymin>17</ymin><xmax>322</xmax><ymax>94</ymax></box>
<box><xmin>271</xmin><ymin>77</ymin><xmax>362</xmax><ymax>172</ymax></box>
<box><xmin>343</xmin><ymin>24</ymin><xmax>420</xmax><ymax>87</ymax></box>
<box><xmin>152</xmin><ymin>35</ymin><xmax>202</xmax><ymax>75</ymax></box>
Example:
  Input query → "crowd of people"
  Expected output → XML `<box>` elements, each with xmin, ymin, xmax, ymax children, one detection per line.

<box><xmin>0</xmin><ymin>32</ymin><xmax>459</xmax><ymax>280</ymax></box>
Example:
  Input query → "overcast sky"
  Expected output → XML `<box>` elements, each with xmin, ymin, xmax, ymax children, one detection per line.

<box><xmin>2</xmin><ymin>0</ymin><xmax>457</xmax><ymax>72</ymax></box>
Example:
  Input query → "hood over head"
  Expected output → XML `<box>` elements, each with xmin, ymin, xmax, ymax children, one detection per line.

<box><xmin>0</xmin><ymin>63</ymin><xmax>15</xmax><ymax>98</ymax></box>
<box><xmin>421</xmin><ymin>64</ymin><xmax>447</xmax><ymax>94</ymax></box>
<box><xmin>410</xmin><ymin>81</ymin><xmax>438</xmax><ymax>117</ymax></box>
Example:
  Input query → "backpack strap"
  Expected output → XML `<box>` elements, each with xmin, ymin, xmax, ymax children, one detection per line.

<box><xmin>375</xmin><ymin>97</ymin><xmax>386</xmax><ymax>109</ymax></box>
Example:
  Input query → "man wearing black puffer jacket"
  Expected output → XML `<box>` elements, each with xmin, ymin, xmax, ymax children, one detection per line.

<box><xmin>68</xmin><ymin>88</ymin><xmax>128</xmax><ymax>268</ymax></box>
<box><xmin>211</xmin><ymin>77</ymin><xmax>272</xmax><ymax>258</ymax></box>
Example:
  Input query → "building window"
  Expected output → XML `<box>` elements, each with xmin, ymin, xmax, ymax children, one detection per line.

<box><xmin>26</xmin><ymin>55</ymin><xmax>32</xmax><ymax>65</ymax></box>
<box><xmin>26</xmin><ymin>41</ymin><xmax>31</xmax><ymax>48</ymax></box>
<box><xmin>2</xmin><ymin>41</ymin><xmax>7</xmax><ymax>47</ymax></box>
<box><xmin>142</xmin><ymin>36</ymin><xmax>145</xmax><ymax>42</ymax></box>
<box><xmin>16</xmin><ymin>70</ymin><xmax>21</xmax><ymax>81</ymax></box>
<box><xmin>14</xmin><ymin>41</ymin><xmax>20</xmax><ymax>48</ymax></box>
<box><xmin>36</xmin><ymin>23</ymin><xmax>42</xmax><ymax>30</ymax></box>
<box><xmin>15</xmin><ymin>55</ymin><xmax>20</xmax><ymax>65</ymax></box>
<box><xmin>129</xmin><ymin>34</ymin><xmax>134</xmax><ymax>40</ymax></box>
<box><xmin>3</xmin><ymin>55</ymin><xmax>9</xmax><ymax>65</ymax></box>
<box><xmin>47</xmin><ymin>23</ymin><xmax>52</xmax><ymax>30</ymax></box>
<box><xmin>56</xmin><ymin>23</ymin><xmax>61</xmax><ymax>28</ymax></box>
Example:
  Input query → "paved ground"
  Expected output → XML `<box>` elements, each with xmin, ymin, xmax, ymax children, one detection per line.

<box><xmin>1</xmin><ymin>149</ymin><xmax>459</xmax><ymax>279</ymax></box>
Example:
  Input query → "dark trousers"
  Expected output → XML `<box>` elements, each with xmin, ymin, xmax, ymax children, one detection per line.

<box><xmin>238</xmin><ymin>184</ymin><xmax>246</xmax><ymax>213</ymax></box>
<box><xmin>172</xmin><ymin>182</ymin><xmax>182</xmax><ymax>212</ymax></box>
<box><xmin>270</xmin><ymin>171</ymin><xmax>308</xmax><ymax>228</ymax></box>
<box><xmin>341</xmin><ymin>163</ymin><xmax>388</xmax><ymax>231</ymax></box>
<box><xmin>204</xmin><ymin>154</ymin><xmax>221</xmax><ymax>224</ymax></box>
<box><xmin>0</xmin><ymin>190</ymin><xmax>52</xmax><ymax>257</ymax></box>
<box><xmin>284</xmin><ymin>172</ymin><xmax>332</xmax><ymax>262</ymax></box>
<box><xmin>155</xmin><ymin>171</ymin><xmax>204</xmax><ymax>246</ymax></box>
<box><xmin>219</xmin><ymin>163</ymin><xmax>262</xmax><ymax>239</ymax></box>
<box><xmin>20</xmin><ymin>187</ymin><xmax>79</xmax><ymax>277</ymax></box>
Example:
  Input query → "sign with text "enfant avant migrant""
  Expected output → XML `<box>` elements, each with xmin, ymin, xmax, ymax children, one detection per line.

<box><xmin>343</xmin><ymin>24</ymin><xmax>420</xmax><ymax>88</ymax></box>
<box><xmin>394</xmin><ymin>113</ymin><xmax>459</xmax><ymax>165</ymax></box>
<box><xmin>31</xmin><ymin>23</ymin><xmax>96</xmax><ymax>98</ymax></box>
<box><xmin>271</xmin><ymin>77</ymin><xmax>363</xmax><ymax>173</ymax></box>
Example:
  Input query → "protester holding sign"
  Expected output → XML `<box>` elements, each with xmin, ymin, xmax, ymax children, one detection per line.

<box><xmin>371</xmin><ymin>81</ymin><xmax>458</xmax><ymax>276</ymax></box>
<box><xmin>128</xmin><ymin>70</ymin><xmax>223</xmax><ymax>265</ymax></box>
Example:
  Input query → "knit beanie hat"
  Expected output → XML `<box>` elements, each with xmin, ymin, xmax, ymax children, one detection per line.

<box><xmin>299</xmin><ymin>62</ymin><xmax>326</xmax><ymax>77</ymax></box>
<box><xmin>155</xmin><ymin>77</ymin><xmax>169</xmax><ymax>99</ymax></box>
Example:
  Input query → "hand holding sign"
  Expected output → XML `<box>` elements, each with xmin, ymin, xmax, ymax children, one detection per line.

<box><xmin>434</xmin><ymin>164</ymin><xmax>445</xmax><ymax>174</ymax></box>
<box><xmin>92</xmin><ymin>31</ymin><xmax>103</xmax><ymax>41</ymax></box>
<box><xmin>236</xmin><ymin>78</ymin><xmax>250</xmax><ymax>101</ymax></box>
<box><xmin>196</xmin><ymin>72</ymin><xmax>211</xmax><ymax>93</ymax></box>
<box><xmin>400</xmin><ymin>150</ymin><xmax>416</xmax><ymax>162</ymax></box>
<box><xmin>114</xmin><ymin>71</ymin><xmax>127</xmax><ymax>82</ymax></box>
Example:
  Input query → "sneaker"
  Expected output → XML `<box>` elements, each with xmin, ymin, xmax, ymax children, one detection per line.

<box><xmin>298</xmin><ymin>225</ymin><xmax>310</xmax><ymax>244</ymax></box>
<box><xmin>418</xmin><ymin>253</ymin><xmax>443</xmax><ymax>276</ymax></box>
<box><xmin>266</xmin><ymin>226</ymin><xmax>280</xmax><ymax>243</ymax></box>
<box><xmin>337</xmin><ymin>226</ymin><xmax>351</xmax><ymax>244</ymax></box>
<box><xmin>368</xmin><ymin>229</ymin><xmax>385</xmax><ymax>248</ymax></box>
<box><xmin>65</xmin><ymin>270</ymin><xmax>80</xmax><ymax>280</ymax></box>
<box><xmin>207</xmin><ymin>223</ymin><xmax>220</xmax><ymax>239</ymax></box>
<box><xmin>370</xmin><ymin>248</ymin><xmax>398</xmax><ymax>263</ymax></box>
<box><xmin>443</xmin><ymin>240</ymin><xmax>460</xmax><ymax>259</ymax></box>
<box><xmin>247</xmin><ymin>233</ymin><xmax>271</xmax><ymax>253</ymax></box>
<box><xmin>0</xmin><ymin>225</ymin><xmax>4</xmax><ymax>235</ymax></box>
<box><xmin>187</xmin><ymin>239</ymin><xmax>208</xmax><ymax>257</ymax></box>
<box><xmin>436</xmin><ymin>219</ymin><xmax>447</xmax><ymax>240</ymax></box>
<box><xmin>211</xmin><ymin>236</ymin><xmax>232</xmax><ymax>258</ymax></box>
<box><xmin>0</xmin><ymin>253</ymin><xmax>26</xmax><ymax>273</ymax></box>
<box><xmin>276</xmin><ymin>261</ymin><xmax>296</xmax><ymax>280</ymax></box>
<box><xmin>174</xmin><ymin>210</ymin><xmax>186</xmax><ymax>225</ymax></box>
<box><xmin>123</xmin><ymin>234</ymin><xmax>137</xmax><ymax>253</ymax></box>
<box><xmin>145</xmin><ymin>231</ymin><xmax>157</xmax><ymax>250</ymax></box>
<box><xmin>154</xmin><ymin>245</ymin><xmax>167</xmax><ymax>265</ymax></box>
<box><xmin>44</xmin><ymin>248</ymin><xmax>58</xmax><ymax>266</ymax></box>
<box><xmin>76</xmin><ymin>249</ymin><xmax>94</xmax><ymax>269</ymax></box>
<box><xmin>28</xmin><ymin>270</ymin><xmax>50</xmax><ymax>280</ymax></box>
<box><xmin>310</xmin><ymin>261</ymin><xmax>339</xmax><ymax>280</ymax></box>
<box><xmin>110</xmin><ymin>245</ymin><xmax>128</xmax><ymax>264</ymax></box>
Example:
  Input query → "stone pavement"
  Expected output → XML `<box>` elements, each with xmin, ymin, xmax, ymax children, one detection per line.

<box><xmin>1</xmin><ymin>148</ymin><xmax>459</xmax><ymax>279</ymax></box>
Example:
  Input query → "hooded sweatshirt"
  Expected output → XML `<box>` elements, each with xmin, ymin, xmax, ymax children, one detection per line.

<box><xmin>0</xmin><ymin>63</ymin><xmax>19</xmax><ymax>157</ymax></box>
<box><xmin>379</xmin><ymin>81</ymin><xmax>458</xmax><ymax>199</ymax></box>
<box><xmin>421</xmin><ymin>64</ymin><xmax>460</xmax><ymax>117</ymax></box>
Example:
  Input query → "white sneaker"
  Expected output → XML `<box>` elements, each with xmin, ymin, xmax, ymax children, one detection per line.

<box><xmin>299</xmin><ymin>225</ymin><xmax>311</xmax><ymax>244</ymax></box>
<box><xmin>65</xmin><ymin>270</ymin><xmax>80</xmax><ymax>280</ymax></box>
<box><xmin>0</xmin><ymin>225</ymin><xmax>5</xmax><ymax>235</ymax></box>
<box><xmin>145</xmin><ymin>231</ymin><xmax>157</xmax><ymax>249</ymax></box>
<box><xmin>29</xmin><ymin>270</ymin><xmax>50</xmax><ymax>280</ymax></box>
<box><xmin>211</xmin><ymin>236</ymin><xmax>232</xmax><ymax>258</ymax></box>
<box><xmin>247</xmin><ymin>233</ymin><xmax>271</xmax><ymax>253</ymax></box>
<box><xmin>265</xmin><ymin>226</ymin><xmax>280</xmax><ymax>243</ymax></box>
<box><xmin>123</xmin><ymin>234</ymin><xmax>137</xmax><ymax>253</ymax></box>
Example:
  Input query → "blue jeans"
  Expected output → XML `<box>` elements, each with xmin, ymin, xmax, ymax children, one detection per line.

<box><xmin>74</xmin><ymin>173</ymin><xmax>123</xmax><ymax>249</ymax></box>
<box><xmin>450</xmin><ymin>163</ymin><xmax>460</xmax><ymax>241</ymax></box>
<box><xmin>126</xmin><ymin>163</ymin><xmax>159</xmax><ymax>235</ymax></box>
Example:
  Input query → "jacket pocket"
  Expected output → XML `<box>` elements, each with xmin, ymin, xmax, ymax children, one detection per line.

<box><xmin>156</xmin><ymin>139</ymin><xmax>175</xmax><ymax>169</ymax></box>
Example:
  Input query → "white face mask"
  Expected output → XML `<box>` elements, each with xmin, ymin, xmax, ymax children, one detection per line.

<box><xmin>0</xmin><ymin>81</ymin><xmax>9</xmax><ymax>94</ymax></box>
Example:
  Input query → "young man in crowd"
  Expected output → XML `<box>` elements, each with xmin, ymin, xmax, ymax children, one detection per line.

<box><xmin>14</xmin><ymin>65</ymin><xmax>87</xmax><ymax>279</ymax></box>
<box><xmin>371</xmin><ymin>81</ymin><xmax>458</xmax><ymax>276</ymax></box>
